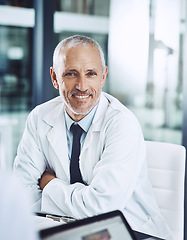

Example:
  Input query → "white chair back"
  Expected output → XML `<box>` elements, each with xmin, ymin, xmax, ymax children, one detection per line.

<box><xmin>145</xmin><ymin>141</ymin><xmax>186</xmax><ymax>240</ymax></box>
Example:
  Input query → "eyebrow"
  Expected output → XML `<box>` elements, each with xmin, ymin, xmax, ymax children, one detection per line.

<box><xmin>86</xmin><ymin>69</ymin><xmax>98</xmax><ymax>72</ymax></box>
<box><xmin>66</xmin><ymin>69</ymin><xmax>78</xmax><ymax>72</ymax></box>
<box><xmin>65</xmin><ymin>68</ymin><xmax>98</xmax><ymax>73</ymax></box>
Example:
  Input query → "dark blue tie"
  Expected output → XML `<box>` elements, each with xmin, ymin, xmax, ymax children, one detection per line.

<box><xmin>70</xmin><ymin>124</ymin><xmax>84</xmax><ymax>184</ymax></box>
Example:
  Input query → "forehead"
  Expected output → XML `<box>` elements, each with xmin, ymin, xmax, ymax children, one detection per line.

<box><xmin>60</xmin><ymin>44</ymin><xmax>102</xmax><ymax>69</ymax></box>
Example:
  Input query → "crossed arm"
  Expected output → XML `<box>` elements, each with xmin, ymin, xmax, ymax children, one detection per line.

<box><xmin>14</xmin><ymin>108</ymin><xmax>146</xmax><ymax>218</ymax></box>
<box><xmin>39</xmin><ymin>171</ymin><xmax>56</xmax><ymax>190</ymax></box>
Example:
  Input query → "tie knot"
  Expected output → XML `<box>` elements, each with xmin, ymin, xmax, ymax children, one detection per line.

<box><xmin>70</xmin><ymin>124</ymin><xmax>84</xmax><ymax>139</ymax></box>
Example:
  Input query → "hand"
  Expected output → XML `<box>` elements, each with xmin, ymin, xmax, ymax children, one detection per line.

<box><xmin>39</xmin><ymin>171</ymin><xmax>56</xmax><ymax>190</ymax></box>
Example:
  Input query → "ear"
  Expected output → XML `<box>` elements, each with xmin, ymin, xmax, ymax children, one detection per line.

<box><xmin>50</xmin><ymin>67</ymin><xmax>59</xmax><ymax>89</ymax></box>
<box><xmin>101</xmin><ymin>66</ymin><xmax>108</xmax><ymax>88</ymax></box>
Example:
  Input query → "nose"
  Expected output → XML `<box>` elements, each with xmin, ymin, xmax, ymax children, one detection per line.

<box><xmin>76</xmin><ymin>74</ymin><xmax>88</xmax><ymax>92</ymax></box>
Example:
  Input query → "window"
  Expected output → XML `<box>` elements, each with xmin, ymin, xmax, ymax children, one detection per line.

<box><xmin>0</xmin><ymin>1</ymin><xmax>34</xmax><ymax>169</ymax></box>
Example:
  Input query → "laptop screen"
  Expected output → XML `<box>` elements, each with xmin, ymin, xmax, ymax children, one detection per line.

<box><xmin>40</xmin><ymin>211</ymin><xmax>137</xmax><ymax>240</ymax></box>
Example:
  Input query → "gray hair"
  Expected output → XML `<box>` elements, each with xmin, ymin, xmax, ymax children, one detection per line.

<box><xmin>53</xmin><ymin>35</ymin><xmax>106</xmax><ymax>74</ymax></box>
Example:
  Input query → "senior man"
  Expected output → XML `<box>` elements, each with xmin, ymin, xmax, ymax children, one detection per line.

<box><xmin>14</xmin><ymin>35</ymin><xmax>172</xmax><ymax>239</ymax></box>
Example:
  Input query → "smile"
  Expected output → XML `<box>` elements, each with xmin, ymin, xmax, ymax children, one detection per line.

<box><xmin>75</xmin><ymin>95</ymin><xmax>90</xmax><ymax>99</ymax></box>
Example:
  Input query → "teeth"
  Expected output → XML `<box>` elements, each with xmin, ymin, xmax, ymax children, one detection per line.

<box><xmin>75</xmin><ymin>95</ymin><xmax>89</xmax><ymax>99</ymax></box>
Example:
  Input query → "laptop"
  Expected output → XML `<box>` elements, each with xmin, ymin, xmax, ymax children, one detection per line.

<box><xmin>40</xmin><ymin>210</ymin><xmax>164</xmax><ymax>240</ymax></box>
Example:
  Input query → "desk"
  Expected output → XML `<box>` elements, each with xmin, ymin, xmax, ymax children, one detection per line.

<box><xmin>33</xmin><ymin>215</ymin><xmax>65</xmax><ymax>231</ymax></box>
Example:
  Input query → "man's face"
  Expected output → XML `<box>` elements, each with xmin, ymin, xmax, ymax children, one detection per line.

<box><xmin>51</xmin><ymin>44</ymin><xmax>108</xmax><ymax>121</ymax></box>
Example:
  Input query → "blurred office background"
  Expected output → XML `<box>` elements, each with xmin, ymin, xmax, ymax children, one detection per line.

<box><xmin>1</xmin><ymin>0</ymin><xmax>186</xmax><ymax>169</ymax></box>
<box><xmin>0</xmin><ymin>0</ymin><xmax>187</xmax><ymax>238</ymax></box>
<box><xmin>0</xmin><ymin>0</ymin><xmax>187</xmax><ymax>221</ymax></box>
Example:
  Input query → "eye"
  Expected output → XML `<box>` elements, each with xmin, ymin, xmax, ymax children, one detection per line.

<box><xmin>87</xmin><ymin>71</ymin><xmax>97</xmax><ymax>77</ymax></box>
<box><xmin>64</xmin><ymin>72</ymin><xmax>74</xmax><ymax>77</ymax></box>
<box><xmin>64</xmin><ymin>71</ymin><xmax>79</xmax><ymax>78</ymax></box>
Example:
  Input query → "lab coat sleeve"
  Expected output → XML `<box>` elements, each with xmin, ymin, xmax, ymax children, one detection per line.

<box><xmin>14</xmin><ymin>108</ymin><xmax>47</xmax><ymax>212</ymax></box>
<box><xmin>41</xmin><ymin>113</ymin><xmax>146</xmax><ymax>219</ymax></box>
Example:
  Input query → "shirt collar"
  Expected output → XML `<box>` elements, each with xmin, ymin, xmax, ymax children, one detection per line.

<box><xmin>64</xmin><ymin>104</ymin><xmax>98</xmax><ymax>133</ymax></box>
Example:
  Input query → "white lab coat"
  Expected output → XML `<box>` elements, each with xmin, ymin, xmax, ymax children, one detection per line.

<box><xmin>14</xmin><ymin>92</ymin><xmax>173</xmax><ymax>239</ymax></box>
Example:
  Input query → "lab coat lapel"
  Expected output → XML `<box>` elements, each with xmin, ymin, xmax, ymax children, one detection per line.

<box><xmin>44</xmin><ymin>104</ymin><xmax>70</xmax><ymax>179</ymax></box>
<box><xmin>81</xmin><ymin>93</ymin><xmax>109</xmax><ymax>153</ymax></box>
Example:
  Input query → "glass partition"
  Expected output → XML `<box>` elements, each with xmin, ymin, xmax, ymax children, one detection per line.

<box><xmin>0</xmin><ymin>26</ymin><xmax>33</xmax><ymax>111</ymax></box>
<box><xmin>109</xmin><ymin>0</ymin><xmax>184</xmax><ymax>145</ymax></box>
<box><xmin>0</xmin><ymin>1</ymin><xmax>34</xmax><ymax>169</ymax></box>
<box><xmin>55</xmin><ymin>0</ymin><xmax>110</xmax><ymax>16</ymax></box>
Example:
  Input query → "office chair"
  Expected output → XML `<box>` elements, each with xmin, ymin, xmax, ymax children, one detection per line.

<box><xmin>145</xmin><ymin>141</ymin><xmax>186</xmax><ymax>240</ymax></box>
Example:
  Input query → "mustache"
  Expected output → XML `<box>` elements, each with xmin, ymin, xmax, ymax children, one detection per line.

<box><xmin>70</xmin><ymin>89</ymin><xmax>93</xmax><ymax>96</ymax></box>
